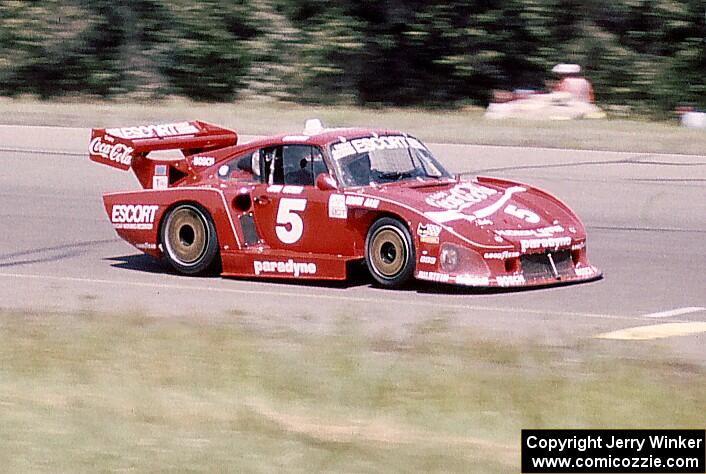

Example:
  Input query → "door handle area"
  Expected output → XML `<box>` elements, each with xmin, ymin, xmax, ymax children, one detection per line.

<box><xmin>254</xmin><ymin>195</ymin><xmax>270</xmax><ymax>205</ymax></box>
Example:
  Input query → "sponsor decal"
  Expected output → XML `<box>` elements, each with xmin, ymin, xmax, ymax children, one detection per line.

<box><xmin>419</xmin><ymin>256</ymin><xmax>437</xmax><ymax>265</ymax></box>
<box><xmin>456</xmin><ymin>275</ymin><xmax>490</xmax><ymax>286</ymax></box>
<box><xmin>111</xmin><ymin>204</ymin><xmax>159</xmax><ymax>230</ymax></box>
<box><xmin>575</xmin><ymin>266</ymin><xmax>596</xmax><ymax>278</ymax></box>
<box><xmin>135</xmin><ymin>242</ymin><xmax>157</xmax><ymax>250</ymax></box>
<box><xmin>363</xmin><ymin>198</ymin><xmax>380</xmax><ymax>209</ymax></box>
<box><xmin>417</xmin><ymin>223</ymin><xmax>442</xmax><ymax>245</ymax></box>
<box><xmin>345</xmin><ymin>195</ymin><xmax>364</xmax><ymax>206</ymax></box>
<box><xmin>417</xmin><ymin>223</ymin><xmax>441</xmax><ymax>237</ymax></box>
<box><xmin>475</xmin><ymin>218</ymin><xmax>494</xmax><ymax>226</ymax></box>
<box><xmin>496</xmin><ymin>275</ymin><xmax>526</xmax><ymax>287</ymax></box>
<box><xmin>89</xmin><ymin>137</ymin><xmax>134</xmax><ymax>167</ymax></box>
<box><xmin>483</xmin><ymin>251</ymin><xmax>521</xmax><ymax>260</ymax></box>
<box><xmin>495</xmin><ymin>225</ymin><xmax>565</xmax><ymax>238</ymax></box>
<box><xmin>572</xmin><ymin>242</ymin><xmax>586</xmax><ymax>251</ymax></box>
<box><xmin>283</xmin><ymin>185</ymin><xmax>304</xmax><ymax>194</ymax></box>
<box><xmin>520</xmin><ymin>236</ymin><xmax>572</xmax><ymax>252</ymax></box>
<box><xmin>152</xmin><ymin>164</ymin><xmax>168</xmax><ymax>189</ymax></box>
<box><xmin>417</xmin><ymin>271</ymin><xmax>450</xmax><ymax>283</ymax></box>
<box><xmin>193</xmin><ymin>156</ymin><xmax>215</xmax><ymax>167</ymax></box>
<box><xmin>106</xmin><ymin>121</ymin><xmax>199</xmax><ymax>140</ymax></box>
<box><xmin>345</xmin><ymin>195</ymin><xmax>380</xmax><ymax>209</ymax></box>
<box><xmin>425</xmin><ymin>183</ymin><xmax>498</xmax><ymax>210</ymax></box>
<box><xmin>253</xmin><ymin>259</ymin><xmax>317</xmax><ymax>277</ymax></box>
<box><xmin>152</xmin><ymin>175</ymin><xmax>168</xmax><ymax>190</ymax></box>
<box><xmin>265</xmin><ymin>185</ymin><xmax>304</xmax><ymax>194</ymax></box>
<box><xmin>282</xmin><ymin>135</ymin><xmax>310</xmax><ymax>142</ymax></box>
<box><xmin>331</xmin><ymin>135</ymin><xmax>426</xmax><ymax>160</ymax></box>
<box><xmin>328</xmin><ymin>194</ymin><xmax>348</xmax><ymax>219</ymax></box>
<box><xmin>424</xmin><ymin>185</ymin><xmax>527</xmax><ymax>225</ymax></box>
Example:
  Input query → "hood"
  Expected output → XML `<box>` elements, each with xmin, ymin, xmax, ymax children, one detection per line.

<box><xmin>357</xmin><ymin>178</ymin><xmax>584</xmax><ymax>250</ymax></box>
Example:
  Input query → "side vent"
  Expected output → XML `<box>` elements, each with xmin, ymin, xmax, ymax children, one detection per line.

<box><xmin>239</xmin><ymin>214</ymin><xmax>260</xmax><ymax>245</ymax></box>
<box><xmin>169</xmin><ymin>165</ymin><xmax>189</xmax><ymax>185</ymax></box>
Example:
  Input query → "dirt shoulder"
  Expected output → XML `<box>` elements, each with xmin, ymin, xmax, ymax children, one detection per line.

<box><xmin>1</xmin><ymin>98</ymin><xmax>704</xmax><ymax>154</ymax></box>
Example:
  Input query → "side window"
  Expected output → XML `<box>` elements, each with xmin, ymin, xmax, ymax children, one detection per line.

<box><xmin>217</xmin><ymin>151</ymin><xmax>261</xmax><ymax>181</ymax></box>
<box><xmin>262</xmin><ymin>146</ymin><xmax>284</xmax><ymax>185</ymax></box>
<box><xmin>282</xmin><ymin>145</ymin><xmax>327</xmax><ymax>186</ymax></box>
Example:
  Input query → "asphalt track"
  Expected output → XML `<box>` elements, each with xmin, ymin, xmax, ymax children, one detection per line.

<box><xmin>0</xmin><ymin>125</ymin><xmax>704</xmax><ymax>362</ymax></box>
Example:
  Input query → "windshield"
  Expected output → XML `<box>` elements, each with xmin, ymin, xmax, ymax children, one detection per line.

<box><xmin>329</xmin><ymin>135</ymin><xmax>452</xmax><ymax>187</ymax></box>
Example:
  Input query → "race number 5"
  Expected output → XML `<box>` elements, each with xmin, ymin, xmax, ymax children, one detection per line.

<box><xmin>276</xmin><ymin>198</ymin><xmax>307</xmax><ymax>244</ymax></box>
<box><xmin>504</xmin><ymin>204</ymin><xmax>540</xmax><ymax>224</ymax></box>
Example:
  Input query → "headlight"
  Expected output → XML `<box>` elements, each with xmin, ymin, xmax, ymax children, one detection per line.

<box><xmin>440</xmin><ymin>244</ymin><xmax>459</xmax><ymax>272</ymax></box>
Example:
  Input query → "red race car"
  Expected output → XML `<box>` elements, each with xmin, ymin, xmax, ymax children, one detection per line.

<box><xmin>89</xmin><ymin>119</ymin><xmax>601</xmax><ymax>288</ymax></box>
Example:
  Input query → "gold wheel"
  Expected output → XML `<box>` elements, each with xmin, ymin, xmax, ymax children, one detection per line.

<box><xmin>164</xmin><ymin>206</ymin><xmax>208</xmax><ymax>266</ymax></box>
<box><xmin>370</xmin><ymin>227</ymin><xmax>406</xmax><ymax>278</ymax></box>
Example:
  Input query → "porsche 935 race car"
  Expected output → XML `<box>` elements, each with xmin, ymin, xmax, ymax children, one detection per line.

<box><xmin>89</xmin><ymin>119</ymin><xmax>601</xmax><ymax>288</ymax></box>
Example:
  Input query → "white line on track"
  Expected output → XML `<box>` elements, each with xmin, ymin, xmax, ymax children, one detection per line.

<box><xmin>642</xmin><ymin>306</ymin><xmax>706</xmax><ymax>319</ymax></box>
<box><xmin>0</xmin><ymin>271</ymin><xmax>656</xmax><ymax>323</ymax></box>
<box><xmin>595</xmin><ymin>322</ymin><xmax>706</xmax><ymax>340</ymax></box>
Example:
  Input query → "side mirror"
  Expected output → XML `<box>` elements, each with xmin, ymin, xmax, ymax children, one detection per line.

<box><xmin>315</xmin><ymin>173</ymin><xmax>337</xmax><ymax>191</ymax></box>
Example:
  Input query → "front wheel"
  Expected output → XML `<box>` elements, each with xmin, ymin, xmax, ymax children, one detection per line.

<box><xmin>365</xmin><ymin>217</ymin><xmax>415</xmax><ymax>288</ymax></box>
<box><xmin>160</xmin><ymin>203</ymin><xmax>219</xmax><ymax>275</ymax></box>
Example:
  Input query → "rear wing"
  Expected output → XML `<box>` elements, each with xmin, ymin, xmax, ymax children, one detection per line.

<box><xmin>89</xmin><ymin>121</ymin><xmax>237</xmax><ymax>188</ymax></box>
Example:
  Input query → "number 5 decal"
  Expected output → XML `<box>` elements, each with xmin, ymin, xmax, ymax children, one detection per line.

<box><xmin>276</xmin><ymin>198</ymin><xmax>307</xmax><ymax>243</ymax></box>
<box><xmin>504</xmin><ymin>204</ymin><xmax>540</xmax><ymax>224</ymax></box>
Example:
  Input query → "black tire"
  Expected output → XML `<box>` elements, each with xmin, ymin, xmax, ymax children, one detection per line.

<box><xmin>160</xmin><ymin>203</ymin><xmax>219</xmax><ymax>275</ymax></box>
<box><xmin>365</xmin><ymin>217</ymin><xmax>415</xmax><ymax>288</ymax></box>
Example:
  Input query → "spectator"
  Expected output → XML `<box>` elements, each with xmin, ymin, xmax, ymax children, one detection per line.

<box><xmin>551</xmin><ymin>64</ymin><xmax>595</xmax><ymax>103</ymax></box>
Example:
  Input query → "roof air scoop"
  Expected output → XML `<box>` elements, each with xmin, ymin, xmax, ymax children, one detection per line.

<box><xmin>303</xmin><ymin>118</ymin><xmax>324</xmax><ymax>135</ymax></box>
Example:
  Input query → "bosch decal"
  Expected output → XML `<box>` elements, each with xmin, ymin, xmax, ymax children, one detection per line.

<box><xmin>575</xmin><ymin>266</ymin><xmax>597</xmax><ymax>277</ymax></box>
<box><xmin>496</xmin><ymin>275</ymin><xmax>526</xmax><ymax>287</ymax></box>
<box><xmin>193</xmin><ymin>156</ymin><xmax>215</xmax><ymax>167</ymax></box>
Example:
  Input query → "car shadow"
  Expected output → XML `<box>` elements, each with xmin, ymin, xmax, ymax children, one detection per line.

<box><xmin>106</xmin><ymin>253</ymin><xmax>603</xmax><ymax>294</ymax></box>
<box><xmin>105</xmin><ymin>254</ymin><xmax>170</xmax><ymax>275</ymax></box>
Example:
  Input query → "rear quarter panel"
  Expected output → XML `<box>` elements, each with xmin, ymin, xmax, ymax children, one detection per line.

<box><xmin>103</xmin><ymin>187</ymin><xmax>240</xmax><ymax>258</ymax></box>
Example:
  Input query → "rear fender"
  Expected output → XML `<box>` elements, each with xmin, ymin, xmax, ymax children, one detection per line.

<box><xmin>103</xmin><ymin>188</ymin><xmax>241</xmax><ymax>258</ymax></box>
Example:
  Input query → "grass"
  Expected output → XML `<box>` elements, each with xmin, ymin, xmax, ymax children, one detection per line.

<box><xmin>1</xmin><ymin>97</ymin><xmax>705</xmax><ymax>155</ymax></box>
<box><xmin>0</xmin><ymin>310</ymin><xmax>703</xmax><ymax>473</ymax></box>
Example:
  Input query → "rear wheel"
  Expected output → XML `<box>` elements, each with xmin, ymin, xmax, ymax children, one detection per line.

<box><xmin>365</xmin><ymin>217</ymin><xmax>415</xmax><ymax>288</ymax></box>
<box><xmin>160</xmin><ymin>203</ymin><xmax>219</xmax><ymax>275</ymax></box>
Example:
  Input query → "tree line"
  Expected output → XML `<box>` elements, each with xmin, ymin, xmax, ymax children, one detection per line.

<box><xmin>1</xmin><ymin>0</ymin><xmax>704</xmax><ymax>113</ymax></box>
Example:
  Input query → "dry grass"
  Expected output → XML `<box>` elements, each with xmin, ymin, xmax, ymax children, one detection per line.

<box><xmin>0</xmin><ymin>310</ymin><xmax>703</xmax><ymax>473</ymax></box>
<box><xmin>1</xmin><ymin>97</ymin><xmax>705</xmax><ymax>154</ymax></box>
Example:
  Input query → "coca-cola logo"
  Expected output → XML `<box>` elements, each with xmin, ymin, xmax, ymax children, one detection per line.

<box><xmin>89</xmin><ymin>137</ymin><xmax>134</xmax><ymax>166</ymax></box>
